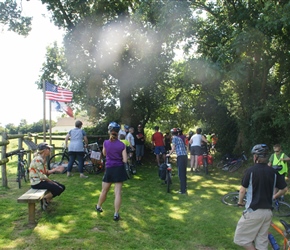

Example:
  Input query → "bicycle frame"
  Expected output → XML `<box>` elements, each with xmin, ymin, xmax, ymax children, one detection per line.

<box><xmin>270</xmin><ymin>220</ymin><xmax>290</xmax><ymax>249</ymax></box>
<box><xmin>17</xmin><ymin>150</ymin><xmax>29</xmax><ymax>188</ymax></box>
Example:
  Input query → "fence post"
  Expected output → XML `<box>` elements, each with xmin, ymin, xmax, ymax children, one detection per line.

<box><xmin>1</xmin><ymin>132</ymin><xmax>8</xmax><ymax>187</ymax></box>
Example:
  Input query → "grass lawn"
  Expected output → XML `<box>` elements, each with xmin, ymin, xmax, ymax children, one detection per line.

<box><xmin>0</xmin><ymin>150</ymin><xmax>289</xmax><ymax>249</ymax></box>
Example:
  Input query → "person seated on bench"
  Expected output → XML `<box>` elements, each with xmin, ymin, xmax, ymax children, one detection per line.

<box><xmin>29</xmin><ymin>142</ymin><xmax>65</xmax><ymax>210</ymax></box>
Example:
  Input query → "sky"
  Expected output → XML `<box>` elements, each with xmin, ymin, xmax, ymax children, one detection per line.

<box><xmin>0</xmin><ymin>1</ymin><xmax>64</xmax><ymax>127</ymax></box>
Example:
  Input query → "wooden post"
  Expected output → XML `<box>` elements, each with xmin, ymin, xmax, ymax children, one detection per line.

<box><xmin>43</xmin><ymin>80</ymin><xmax>46</xmax><ymax>142</ymax></box>
<box><xmin>1</xmin><ymin>132</ymin><xmax>8</xmax><ymax>187</ymax></box>
<box><xmin>28</xmin><ymin>203</ymin><xmax>36</xmax><ymax>224</ymax></box>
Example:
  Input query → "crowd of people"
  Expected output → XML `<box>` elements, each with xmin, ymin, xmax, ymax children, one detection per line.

<box><xmin>28</xmin><ymin>121</ymin><xmax>289</xmax><ymax>248</ymax></box>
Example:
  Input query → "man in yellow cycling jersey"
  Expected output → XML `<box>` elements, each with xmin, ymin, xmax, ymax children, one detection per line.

<box><xmin>268</xmin><ymin>144</ymin><xmax>290</xmax><ymax>179</ymax></box>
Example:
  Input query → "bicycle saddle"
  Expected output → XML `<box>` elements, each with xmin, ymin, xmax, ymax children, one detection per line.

<box><xmin>280</xmin><ymin>219</ymin><xmax>290</xmax><ymax>234</ymax></box>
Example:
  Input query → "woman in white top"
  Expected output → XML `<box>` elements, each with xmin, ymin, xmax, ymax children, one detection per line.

<box><xmin>189</xmin><ymin>128</ymin><xmax>207</xmax><ymax>172</ymax></box>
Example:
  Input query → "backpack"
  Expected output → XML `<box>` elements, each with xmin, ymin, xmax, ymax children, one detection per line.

<box><xmin>159</xmin><ymin>163</ymin><xmax>167</xmax><ymax>180</ymax></box>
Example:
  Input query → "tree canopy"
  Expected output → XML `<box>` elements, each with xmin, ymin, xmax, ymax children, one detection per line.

<box><xmin>5</xmin><ymin>0</ymin><xmax>290</xmax><ymax>154</ymax></box>
<box><xmin>0</xmin><ymin>0</ymin><xmax>32</xmax><ymax>36</ymax></box>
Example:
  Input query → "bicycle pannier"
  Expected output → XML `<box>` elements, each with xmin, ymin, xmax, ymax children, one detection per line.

<box><xmin>159</xmin><ymin>163</ymin><xmax>167</xmax><ymax>180</ymax></box>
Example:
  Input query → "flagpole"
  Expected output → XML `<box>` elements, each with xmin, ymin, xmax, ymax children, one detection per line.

<box><xmin>43</xmin><ymin>80</ymin><xmax>46</xmax><ymax>142</ymax></box>
<box><xmin>49</xmin><ymin>100</ymin><xmax>52</xmax><ymax>145</ymax></box>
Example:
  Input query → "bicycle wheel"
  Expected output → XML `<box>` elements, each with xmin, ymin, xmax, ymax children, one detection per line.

<box><xmin>203</xmin><ymin>157</ymin><xmax>209</xmax><ymax>175</ymax></box>
<box><xmin>166</xmin><ymin>170</ymin><xmax>172</xmax><ymax>193</ymax></box>
<box><xmin>221</xmin><ymin>192</ymin><xmax>239</xmax><ymax>206</ymax></box>
<box><xmin>83</xmin><ymin>155</ymin><xmax>95</xmax><ymax>174</ymax></box>
<box><xmin>228</xmin><ymin>161</ymin><xmax>243</xmax><ymax>173</ymax></box>
<box><xmin>129</xmin><ymin>157</ymin><xmax>136</xmax><ymax>175</ymax></box>
<box><xmin>17</xmin><ymin>163</ymin><xmax>22</xmax><ymax>189</ymax></box>
<box><xmin>216</xmin><ymin>161</ymin><xmax>224</xmax><ymax>169</ymax></box>
<box><xmin>22</xmin><ymin>160</ymin><xmax>28</xmax><ymax>183</ymax></box>
<box><xmin>48</xmin><ymin>153</ymin><xmax>69</xmax><ymax>172</ymax></box>
<box><xmin>125</xmin><ymin>163</ymin><xmax>132</xmax><ymax>179</ymax></box>
<box><xmin>273</xmin><ymin>201</ymin><xmax>290</xmax><ymax>217</ymax></box>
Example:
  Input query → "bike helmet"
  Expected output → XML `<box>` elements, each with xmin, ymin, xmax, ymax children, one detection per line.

<box><xmin>188</xmin><ymin>131</ymin><xmax>194</xmax><ymax>137</ymax></box>
<box><xmin>108</xmin><ymin>122</ymin><xmax>120</xmax><ymax>133</ymax></box>
<box><xmin>170</xmin><ymin>128</ymin><xmax>178</xmax><ymax>135</ymax></box>
<box><xmin>251</xmin><ymin>144</ymin><xmax>269</xmax><ymax>156</ymax></box>
<box><xmin>124</xmin><ymin>125</ymin><xmax>130</xmax><ymax>130</ymax></box>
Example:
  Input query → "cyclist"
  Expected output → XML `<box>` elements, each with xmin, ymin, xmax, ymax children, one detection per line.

<box><xmin>95</xmin><ymin>122</ymin><xmax>128</xmax><ymax>221</ymax></box>
<box><xmin>164</xmin><ymin>130</ymin><xmax>172</xmax><ymax>153</ymax></box>
<box><xmin>65</xmin><ymin>120</ymin><xmax>89</xmax><ymax>178</ymax></box>
<box><xmin>152</xmin><ymin>126</ymin><xmax>166</xmax><ymax>167</ymax></box>
<box><xmin>268</xmin><ymin>144</ymin><xmax>290</xmax><ymax>179</ymax></box>
<box><xmin>125</xmin><ymin>126</ymin><xmax>135</xmax><ymax>161</ymax></box>
<box><xmin>118</xmin><ymin>124</ymin><xmax>129</xmax><ymax>140</ymax></box>
<box><xmin>189</xmin><ymin>128</ymin><xmax>207</xmax><ymax>172</ymax></box>
<box><xmin>177</xmin><ymin>128</ymin><xmax>186</xmax><ymax>144</ymax></box>
<box><xmin>29</xmin><ymin>142</ymin><xmax>65</xmax><ymax>210</ymax></box>
<box><xmin>234</xmin><ymin>144</ymin><xmax>288</xmax><ymax>250</ymax></box>
<box><xmin>166</xmin><ymin>128</ymin><xmax>188</xmax><ymax>194</ymax></box>
<box><xmin>135</xmin><ymin>124</ymin><xmax>145</xmax><ymax>165</ymax></box>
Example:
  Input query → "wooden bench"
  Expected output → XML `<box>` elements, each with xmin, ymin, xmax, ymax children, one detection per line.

<box><xmin>17</xmin><ymin>188</ymin><xmax>47</xmax><ymax>224</ymax></box>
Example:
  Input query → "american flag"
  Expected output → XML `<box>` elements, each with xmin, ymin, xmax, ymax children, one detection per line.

<box><xmin>45</xmin><ymin>81</ymin><xmax>73</xmax><ymax>102</ymax></box>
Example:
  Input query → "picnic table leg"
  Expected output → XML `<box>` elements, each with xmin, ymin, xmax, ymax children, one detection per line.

<box><xmin>28</xmin><ymin>203</ymin><xmax>36</xmax><ymax>224</ymax></box>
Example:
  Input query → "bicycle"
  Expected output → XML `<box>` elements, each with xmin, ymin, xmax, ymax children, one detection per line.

<box><xmin>269</xmin><ymin>219</ymin><xmax>290</xmax><ymax>249</ymax></box>
<box><xmin>165</xmin><ymin>157</ymin><xmax>172</xmax><ymax>193</ymax></box>
<box><xmin>48</xmin><ymin>143</ymin><xmax>104</xmax><ymax>175</ymax></box>
<box><xmin>159</xmin><ymin>156</ymin><xmax>172</xmax><ymax>193</ymax></box>
<box><xmin>16</xmin><ymin>150</ymin><xmax>29</xmax><ymax>189</ymax></box>
<box><xmin>6</xmin><ymin>149</ymin><xmax>30</xmax><ymax>189</ymax></box>
<box><xmin>216</xmin><ymin>151</ymin><xmax>247</xmax><ymax>172</ymax></box>
<box><xmin>125</xmin><ymin>147</ymin><xmax>136</xmax><ymax>178</ymax></box>
<box><xmin>197</xmin><ymin>144</ymin><xmax>213</xmax><ymax>175</ymax></box>
<box><xmin>221</xmin><ymin>191</ymin><xmax>290</xmax><ymax>217</ymax></box>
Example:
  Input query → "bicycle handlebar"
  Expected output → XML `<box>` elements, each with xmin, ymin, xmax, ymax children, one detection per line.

<box><xmin>5</xmin><ymin>149</ymin><xmax>30</xmax><ymax>158</ymax></box>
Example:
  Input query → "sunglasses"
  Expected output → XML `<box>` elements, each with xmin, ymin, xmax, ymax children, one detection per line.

<box><xmin>274</xmin><ymin>150</ymin><xmax>280</xmax><ymax>152</ymax></box>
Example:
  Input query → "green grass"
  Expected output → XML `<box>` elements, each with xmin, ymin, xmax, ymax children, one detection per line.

<box><xmin>0</xmin><ymin>152</ymin><xmax>289</xmax><ymax>249</ymax></box>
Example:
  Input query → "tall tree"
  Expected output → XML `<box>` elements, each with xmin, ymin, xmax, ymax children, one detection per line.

<box><xmin>0</xmin><ymin>0</ymin><xmax>32</xmax><ymax>36</ymax></box>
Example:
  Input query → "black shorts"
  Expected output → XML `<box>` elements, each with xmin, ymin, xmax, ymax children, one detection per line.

<box><xmin>102</xmin><ymin>165</ymin><xmax>128</xmax><ymax>183</ymax></box>
<box><xmin>190</xmin><ymin>146</ymin><xmax>201</xmax><ymax>156</ymax></box>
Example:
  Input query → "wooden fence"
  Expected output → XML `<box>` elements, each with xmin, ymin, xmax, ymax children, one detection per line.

<box><xmin>0</xmin><ymin>132</ymin><xmax>108</xmax><ymax>188</ymax></box>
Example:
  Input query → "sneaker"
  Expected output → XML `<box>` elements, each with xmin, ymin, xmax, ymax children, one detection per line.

<box><xmin>95</xmin><ymin>206</ymin><xmax>103</xmax><ymax>213</ymax></box>
<box><xmin>113</xmin><ymin>214</ymin><xmax>120</xmax><ymax>221</ymax></box>
<box><xmin>177</xmin><ymin>191</ymin><xmax>187</xmax><ymax>195</ymax></box>
<box><xmin>41</xmin><ymin>198</ymin><xmax>48</xmax><ymax>210</ymax></box>
<box><xmin>80</xmin><ymin>174</ymin><xmax>88</xmax><ymax>178</ymax></box>
<box><xmin>67</xmin><ymin>172</ymin><xmax>73</xmax><ymax>177</ymax></box>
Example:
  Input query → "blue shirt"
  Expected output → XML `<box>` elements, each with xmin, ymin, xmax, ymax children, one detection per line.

<box><xmin>172</xmin><ymin>136</ymin><xmax>187</xmax><ymax>156</ymax></box>
<box><xmin>68</xmin><ymin>127</ymin><xmax>86</xmax><ymax>152</ymax></box>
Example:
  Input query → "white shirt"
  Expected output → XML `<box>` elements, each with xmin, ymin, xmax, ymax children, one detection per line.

<box><xmin>126</xmin><ymin>133</ymin><xmax>135</xmax><ymax>146</ymax></box>
<box><xmin>190</xmin><ymin>134</ymin><xmax>202</xmax><ymax>147</ymax></box>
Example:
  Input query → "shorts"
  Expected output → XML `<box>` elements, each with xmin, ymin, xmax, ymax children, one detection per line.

<box><xmin>234</xmin><ymin>209</ymin><xmax>272</xmax><ymax>249</ymax></box>
<box><xmin>135</xmin><ymin>144</ymin><xmax>144</xmax><ymax>157</ymax></box>
<box><xmin>102</xmin><ymin>165</ymin><xmax>128</xmax><ymax>183</ymax></box>
<box><xmin>154</xmin><ymin>146</ymin><xmax>166</xmax><ymax>155</ymax></box>
<box><xmin>190</xmin><ymin>146</ymin><xmax>201</xmax><ymax>156</ymax></box>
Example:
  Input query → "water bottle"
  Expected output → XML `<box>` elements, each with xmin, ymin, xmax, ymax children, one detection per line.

<box><xmin>268</xmin><ymin>233</ymin><xmax>280</xmax><ymax>250</ymax></box>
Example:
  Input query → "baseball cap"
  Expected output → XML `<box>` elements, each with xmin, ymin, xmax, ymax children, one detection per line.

<box><xmin>37</xmin><ymin>142</ymin><xmax>53</xmax><ymax>151</ymax></box>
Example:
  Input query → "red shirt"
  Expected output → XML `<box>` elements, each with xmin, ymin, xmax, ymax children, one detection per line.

<box><xmin>152</xmin><ymin>132</ymin><xmax>164</xmax><ymax>146</ymax></box>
